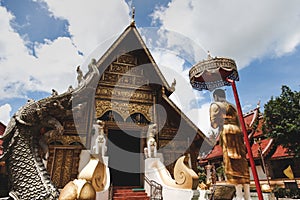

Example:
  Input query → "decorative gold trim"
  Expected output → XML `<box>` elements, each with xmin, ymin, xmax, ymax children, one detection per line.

<box><xmin>47</xmin><ymin>135</ymin><xmax>83</xmax><ymax>146</ymax></box>
<box><xmin>95</xmin><ymin>100</ymin><xmax>153</xmax><ymax>122</ymax></box>
<box><xmin>96</xmin><ymin>87</ymin><xmax>153</xmax><ymax>103</ymax></box>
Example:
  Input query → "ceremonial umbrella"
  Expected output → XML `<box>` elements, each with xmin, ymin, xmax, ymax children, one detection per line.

<box><xmin>189</xmin><ymin>55</ymin><xmax>263</xmax><ymax>200</ymax></box>
<box><xmin>189</xmin><ymin>56</ymin><xmax>239</xmax><ymax>91</ymax></box>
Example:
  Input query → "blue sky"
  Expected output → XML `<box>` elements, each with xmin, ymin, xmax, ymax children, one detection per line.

<box><xmin>0</xmin><ymin>0</ymin><xmax>299</xmax><ymax>135</ymax></box>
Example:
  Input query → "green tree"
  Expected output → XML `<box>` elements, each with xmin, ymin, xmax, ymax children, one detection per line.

<box><xmin>263</xmin><ymin>85</ymin><xmax>300</xmax><ymax>157</ymax></box>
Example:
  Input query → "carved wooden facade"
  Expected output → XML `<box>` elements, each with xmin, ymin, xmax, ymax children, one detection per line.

<box><xmin>45</xmin><ymin>99</ymin><xmax>92</xmax><ymax>188</ymax></box>
<box><xmin>47</xmin><ymin>127</ymin><xmax>85</xmax><ymax>188</ymax></box>
<box><xmin>91</xmin><ymin>24</ymin><xmax>210</xmax><ymax>179</ymax></box>
<box><xmin>96</xmin><ymin>53</ymin><xmax>154</xmax><ymax>123</ymax></box>
<box><xmin>47</xmin><ymin>145</ymin><xmax>82</xmax><ymax>188</ymax></box>
<box><xmin>46</xmin><ymin>23</ymin><xmax>210</xmax><ymax>187</ymax></box>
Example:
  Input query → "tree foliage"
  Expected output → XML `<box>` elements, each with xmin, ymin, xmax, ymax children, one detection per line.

<box><xmin>263</xmin><ymin>85</ymin><xmax>300</xmax><ymax>157</ymax></box>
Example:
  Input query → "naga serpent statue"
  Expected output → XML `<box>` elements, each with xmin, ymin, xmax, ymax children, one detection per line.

<box><xmin>0</xmin><ymin>59</ymin><xmax>99</xmax><ymax>200</ymax></box>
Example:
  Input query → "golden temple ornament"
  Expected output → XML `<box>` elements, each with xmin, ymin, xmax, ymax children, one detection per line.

<box><xmin>189</xmin><ymin>53</ymin><xmax>239</xmax><ymax>91</ymax></box>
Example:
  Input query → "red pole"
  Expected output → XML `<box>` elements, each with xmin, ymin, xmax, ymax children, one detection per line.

<box><xmin>227</xmin><ymin>78</ymin><xmax>264</xmax><ymax>200</ymax></box>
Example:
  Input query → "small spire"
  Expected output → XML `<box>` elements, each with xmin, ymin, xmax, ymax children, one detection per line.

<box><xmin>257</xmin><ymin>100</ymin><xmax>261</xmax><ymax>108</ymax></box>
<box><xmin>130</xmin><ymin>6</ymin><xmax>135</xmax><ymax>26</ymax></box>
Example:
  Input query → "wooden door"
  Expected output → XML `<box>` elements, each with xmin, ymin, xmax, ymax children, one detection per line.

<box><xmin>47</xmin><ymin>145</ymin><xmax>82</xmax><ymax>188</ymax></box>
<box><xmin>107</xmin><ymin>130</ymin><xmax>142</xmax><ymax>186</ymax></box>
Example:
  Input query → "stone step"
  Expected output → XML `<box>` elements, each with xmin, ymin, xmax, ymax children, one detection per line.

<box><xmin>113</xmin><ymin>196</ymin><xmax>150</xmax><ymax>199</ymax></box>
<box><xmin>114</xmin><ymin>192</ymin><xmax>148</xmax><ymax>197</ymax></box>
<box><xmin>113</xmin><ymin>186</ymin><xmax>150</xmax><ymax>200</ymax></box>
<box><xmin>114</xmin><ymin>189</ymin><xmax>146</xmax><ymax>193</ymax></box>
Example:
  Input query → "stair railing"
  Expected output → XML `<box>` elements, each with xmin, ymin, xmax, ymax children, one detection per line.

<box><xmin>108</xmin><ymin>183</ymin><xmax>113</xmax><ymax>200</ymax></box>
<box><xmin>144</xmin><ymin>176</ymin><xmax>163</xmax><ymax>200</ymax></box>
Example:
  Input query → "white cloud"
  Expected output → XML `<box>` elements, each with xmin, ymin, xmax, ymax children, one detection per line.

<box><xmin>140</xmin><ymin>27</ymin><xmax>207</xmax><ymax>66</ymax></box>
<box><xmin>39</xmin><ymin>0</ymin><xmax>131</xmax><ymax>55</ymax></box>
<box><xmin>1</xmin><ymin>0</ymin><xmax>269</xmax><ymax>134</ymax></box>
<box><xmin>0</xmin><ymin>33</ymin><xmax>84</xmax><ymax>98</ymax></box>
<box><xmin>0</xmin><ymin>7</ymin><xmax>28</xmax><ymax>60</ymax></box>
<box><xmin>152</xmin><ymin>50</ymin><xmax>186</xmax><ymax>83</ymax></box>
<box><xmin>151</xmin><ymin>47</ymin><xmax>204</xmax><ymax>109</ymax></box>
<box><xmin>150</xmin><ymin>48</ymin><xmax>212</xmax><ymax>135</ymax></box>
<box><xmin>0</xmin><ymin>104</ymin><xmax>12</xmax><ymax>125</ymax></box>
<box><xmin>141</xmin><ymin>29</ymin><xmax>211</xmax><ymax>134</ymax></box>
<box><xmin>152</xmin><ymin>0</ymin><xmax>300</xmax><ymax>68</ymax></box>
<box><xmin>186</xmin><ymin>102</ymin><xmax>211</xmax><ymax>136</ymax></box>
<box><xmin>0</xmin><ymin>6</ymin><xmax>34</xmax><ymax>98</ymax></box>
<box><xmin>140</xmin><ymin>27</ymin><xmax>208</xmax><ymax>112</ymax></box>
<box><xmin>0</xmin><ymin>1</ymin><xmax>131</xmax><ymax>99</ymax></box>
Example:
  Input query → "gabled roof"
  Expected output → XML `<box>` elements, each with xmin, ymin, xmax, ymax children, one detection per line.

<box><xmin>252</xmin><ymin>119</ymin><xmax>264</xmax><ymax>138</ymax></box>
<box><xmin>94</xmin><ymin>23</ymin><xmax>174</xmax><ymax>96</ymax></box>
<box><xmin>93</xmin><ymin>22</ymin><xmax>211</xmax><ymax>148</ymax></box>
<box><xmin>242</xmin><ymin>104</ymin><xmax>265</xmax><ymax>139</ymax></box>
<box><xmin>271</xmin><ymin>145</ymin><xmax>290</xmax><ymax>160</ymax></box>
<box><xmin>243</xmin><ymin>106</ymin><xmax>260</xmax><ymax>131</ymax></box>
<box><xmin>248</xmin><ymin>138</ymin><xmax>273</xmax><ymax>159</ymax></box>
<box><xmin>205</xmin><ymin>145</ymin><xmax>223</xmax><ymax>160</ymax></box>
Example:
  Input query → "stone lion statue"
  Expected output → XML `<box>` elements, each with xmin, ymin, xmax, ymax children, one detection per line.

<box><xmin>144</xmin><ymin>124</ymin><xmax>158</xmax><ymax>158</ymax></box>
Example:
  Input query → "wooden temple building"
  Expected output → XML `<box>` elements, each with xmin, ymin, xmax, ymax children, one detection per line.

<box><xmin>0</xmin><ymin>22</ymin><xmax>211</xmax><ymax>193</ymax></box>
<box><xmin>201</xmin><ymin>103</ymin><xmax>300</xmax><ymax>189</ymax></box>
<box><xmin>83</xmin><ymin>22</ymin><xmax>211</xmax><ymax>187</ymax></box>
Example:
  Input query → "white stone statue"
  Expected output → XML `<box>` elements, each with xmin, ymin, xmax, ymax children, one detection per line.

<box><xmin>92</xmin><ymin>120</ymin><xmax>107</xmax><ymax>156</ymax></box>
<box><xmin>88</xmin><ymin>58</ymin><xmax>97</xmax><ymax>73</ymax></box>
<box><xmin>144</xmin><ymin>124</ymin><xmax>158</xmax><ymax>158</ymax></box>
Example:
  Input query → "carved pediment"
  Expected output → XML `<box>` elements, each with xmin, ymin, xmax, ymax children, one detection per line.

<box><xmin>99</xmin><ymin>53</ymin><xmax>149</xmax><ymax>88</ymax></box>
<box><xmin>95</xmin><ymin>100</ymin><xmax>153</xmax><ymax>122</ymax></box>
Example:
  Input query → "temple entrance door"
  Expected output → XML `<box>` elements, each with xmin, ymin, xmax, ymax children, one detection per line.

<box><xmin>107</xmin><ymin>129</ymin><xmax>143</xmax><ymax>186</ymax></box>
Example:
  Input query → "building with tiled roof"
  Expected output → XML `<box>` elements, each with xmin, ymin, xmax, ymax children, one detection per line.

<box><xmin>200</xmin><ymin>103</ymin><xmax>300</xmax><ymax>188</ymax></box>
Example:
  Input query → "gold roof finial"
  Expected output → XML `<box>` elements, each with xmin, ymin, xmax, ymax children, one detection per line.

<box><xmin>130</xmin><ymin>6</ymin><xmax>135</xmax><ymax>26</ymax></box>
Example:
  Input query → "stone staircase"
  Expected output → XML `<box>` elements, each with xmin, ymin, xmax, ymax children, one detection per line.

<box><xmin>112</xmin><ymin>186</ymin><xmax>150</xmax><ymax>200</ymax></box>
